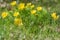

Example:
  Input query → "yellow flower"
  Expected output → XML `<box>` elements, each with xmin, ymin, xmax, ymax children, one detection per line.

<box><xmin>10</xmin><ymin>1</ymin><xmax>16</xmax><ymax>6</ymax></box>
<box><xmin>53</xmin><ymin>15</ymin><xmax>59</xmax><ymax>20</ymax></box>
<box><xmin>18</xmin><ymin>3</ymin><xmax>25</xmax><ymax>10</ymax></box>
<box><xmin>51</xmin><ymin>12</ymin><xmax>56</xmax><ymax>17</ymax></box>
<box><xmin>1</xmin><ymin>12</ymin><xmax>8</xmax><ymax>19</ymax></box>
<box><xmin>31</xmin><ymin>5</ymin><xmax>35</xmax><ymax>9</ymax></box>
<box><xmin>14</xmin><ymin>18</ymin><xmax>23</xmax><ymax>25</ymax></box>
<box><xmin>51</xmin><ymin>12</ymin><xmax>59</xmax><ymax>20</ymax></box>
<box><xmin>27</xmin><ymin>3</ymin><xmax>31</xmax><ymax>6</ymax></box>
<box><xmin>25</xmin><ymin>3</ymin><xmax>32</xmax><ymax>8</ymax></box>
<box><xmin>13</xmin><ymin>12</ymin><xmax>19</xmax><ymax>17</ymax></box>
<box><xmin>31</xmin><ymin>10</ymin><xmax>36</xmax><ymax>14</ymax></box>
<box><xmin>37</xmin><ymin>6</ymin><xmax>42</xmax><ymax>11</ymax></box>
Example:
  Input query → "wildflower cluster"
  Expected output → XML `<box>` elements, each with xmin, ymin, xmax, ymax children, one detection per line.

<box><xmin>0</xmin><ymin>1</ymin><xmax>59</xmax><ymax>26</ymax></box>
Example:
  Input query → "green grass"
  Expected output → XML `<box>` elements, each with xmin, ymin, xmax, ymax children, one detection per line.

<box><xmin>0</xmin><ymin>25</ymin><xmax>60</xmax><ymax>40</ymax></box>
